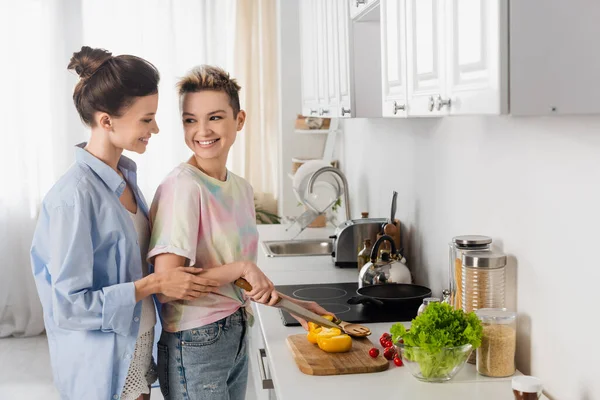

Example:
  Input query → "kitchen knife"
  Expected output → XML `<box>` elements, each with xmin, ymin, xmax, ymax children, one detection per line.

<box><xmin>234</xmin><ymin>278</ymin><xmax>341</xmax><ymax>330</ymax></box>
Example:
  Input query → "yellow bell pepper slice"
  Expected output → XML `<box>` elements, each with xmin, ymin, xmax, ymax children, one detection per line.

<box><xmin>306</xmin><ymin>327</ymin><xmax>322</xmax><ymax>344</ymax></box>
<box><xmin>317</xmin><ymin>333</ymin><xmax>353</xmax><ymax>353</ymax></box>
<box><xmin>307</xmin><ymin>315</ymin><xmax>335</xmax><ymax>332</ymax></box>
<box><xmin>316</xmin><ymin>327</ymin><xmax>342</xmax><ymax>338</ymax></box>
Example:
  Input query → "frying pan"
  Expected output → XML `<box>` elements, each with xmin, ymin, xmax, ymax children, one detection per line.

<box><xmin>347</xmin><ymin>283</ymin><xmax>432</xmax><ymax>313</ymax></box>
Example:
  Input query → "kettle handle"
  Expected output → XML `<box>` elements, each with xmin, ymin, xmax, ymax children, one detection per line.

<box><xmin>369</xmin><ymin>234</ymin><xmax>397</xmax><ymax>262</ymax></box>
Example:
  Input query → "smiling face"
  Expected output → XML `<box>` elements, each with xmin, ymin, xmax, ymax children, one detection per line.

<box><xmin>182</xmin><ymin>90</ymin><xmax>246</xmax><ymax>164</ymax></box>
<box><xmin>98</xmin><ymin>93</ymin><xmax>160</xmax><ymax>154</ymax></box>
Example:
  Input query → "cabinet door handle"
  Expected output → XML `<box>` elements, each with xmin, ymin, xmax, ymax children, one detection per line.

<box><xmin>341</xmin><ymin>107</ymin><xmax>351</xmax><ymax>116</ymax></box>
<box><xmin>258</xmin><ymin>348</ymin><xmax>274</xmax><ymax>389</ymax></box>
<box><xmin>393</xmin><ymin>101</ymin><xmax>406</xmax><ymax>115</ymax></box>
<box><xmin>428</xmin><ymin>96</ymin><xmax>435</xmax><ymax>112</ymax></box>
<box><xmin>309</xmin><ymin>108</ymin><xmax>318</xmax><ymax>115</ymax></box>
<box><xmin>436</xmin><ymin>94</ymin><xmax>451</xmax><ymax>111</ymax></box>
<box><xmin>319</xmin><ymin>108</ymin><xmax>330</xmax><ymax>116</ymax></box>
<box><xmin>356</xmin><ymin>0</ymin><xmax>366</xmax><ymax>7</ymax></box>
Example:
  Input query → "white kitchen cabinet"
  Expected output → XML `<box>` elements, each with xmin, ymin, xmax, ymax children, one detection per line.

<box><xmin>324</xmin><ymin>0</ymin><xmax>339</xmax><ymax>116</ymax></box>
<box><xmin>300</xmin><ymin>0</ymin><xmax>353</xmax><ymax>118</ymax></box>
<box><xmin>247</xmin><ymin>304</ymin><xmax>277</xmax><ymax>400</ymax></box>
<box><xmin>299</xmin><ymin>0</ymin><xmax>338</xmax><ymax>118</ymax></box>
<box><xmin>299</xmin><ymin>0</ymin><xmax>382</xmax><ymax>119</ymax></box>
<box><xmin>383</xmin><ymin>0</ymin><xmax>508</xmax><ymax>117</ymax></box>
<box><xmin>314</xmin><ymin>0</ymin><xmax>330</xmax><ymax>114</ymax></box>
<box><xmin>380</xmin><ymin>0</ymin><xmax>408</xmax><ymax>117</ymax></box>
<box><xmin>299</xmin><ymin>0</ymin><xmax>319</xmax><ymax>117</ymax></box>
<box><xmin>445</xmin><ymin>0</ymin><xmax>508</xmax><ymax>115</ymax></box>
<box><xmin>405</xmin><ymin>0</ymin><xmax>447</xmax><ymax>116</ymax></box>
<box><xmin>336</xmin><ymin>0</ymin><xmax>353</xmax><ymax>117</ymax></box>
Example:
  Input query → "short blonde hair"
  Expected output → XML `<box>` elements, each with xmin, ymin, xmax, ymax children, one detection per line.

<box><xmin>176</xmin><ymin>65</ymin><xmax>241</xmax><ymax>116</ymax></box>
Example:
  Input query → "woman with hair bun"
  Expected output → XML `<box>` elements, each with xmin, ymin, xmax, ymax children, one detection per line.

<box><xmin>30</xmin><ymin>46</ymin><xmax>220</xmax><ymax>400</ymax></box>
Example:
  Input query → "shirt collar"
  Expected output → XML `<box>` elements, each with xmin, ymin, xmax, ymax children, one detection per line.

<box><xmin>75</xmin><ymin>143</ymin><xmax>138</xmax><ymax>196</ymax></box>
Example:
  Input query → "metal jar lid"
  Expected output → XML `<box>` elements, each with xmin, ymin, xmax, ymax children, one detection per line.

<box><xmin>462</xmin><ymin>250</ymin><xmax>507</xmax><ymax>269</ymax></box>
<box><xmin>423</xmin><ymin>297</ymin><xmax>440</xmax><ymax>306</ymax></box>
<box><xmin>476</xmin><ymin>308</ymin><xmax>516</xmax><ymax>324</ymax></box>
<box><xmin>452</xmin><ymin>235</ymin><xmax>492</xmax><ymax>248</ymax></box>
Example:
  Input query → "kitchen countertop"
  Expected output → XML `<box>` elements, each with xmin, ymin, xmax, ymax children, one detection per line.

<box><xmin>254</xmin><ymin>225</ymin><xmax>546</xmax><ymax>400</ymax></box>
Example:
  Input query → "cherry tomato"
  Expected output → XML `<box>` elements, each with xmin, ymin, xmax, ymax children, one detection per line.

<box><xmin>383</xmin><ymin>346</ymin><xmax>396</xmax><ymax>360</ymax></box>
<box><xmin>383</xmin><ymin>339</ymin><xmax>394</xmax><ymax>348</ymax></box>
<box><xmin>393</xmin><ymin>355</ymin><xmax>403</xmax><ymax>367</ymax></box>
<box><xmin>380</xmin><ymin>332</ymin><xmax>391</xmax><ymax>340</ymax></box>
<box><xmin>368</xmin><ymin>348</ymin><xmax>379</xmax><ymax>358</ymax></box>
<box><xmin>379</xmin><ymin>336</ymin><xmax>389</xmax><ymax>347</ymax></box>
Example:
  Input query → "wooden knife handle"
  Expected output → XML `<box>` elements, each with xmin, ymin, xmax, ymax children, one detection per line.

<box><xmin>234</xmin><ymin>278</ymin><xmax>253</xmax><ymax>291</ymax></box>
<box><xmin>234</xmin><ymin>278</ymin><xmax>282</xmax><ymax>305</ymax></box>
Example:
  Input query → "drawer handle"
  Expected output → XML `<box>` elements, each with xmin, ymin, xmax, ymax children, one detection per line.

<box><xmin>309</xmin><ymin>108</ymin><xmax>318</xmax><ymax>115</ymax></box>
<box><xmin>436</xmin><ymin>94</ymin><xmax>451</xmax><ymax>111</ymax></box>
<box><xmin>341</xmin><ymin>107</ymin><xmax>351</xmax><ymax>116</ymax></box>
<box><xmin>356</xmin><ymin>0</ymin><xmax>366</xmax><ymax>7</ymax></box>
<box><xmin>393</xmin><ymin>101</ymin><xmax>406</xmax><ymax>115</ymax></box>
<box><xmin>428</xmin><ymin>95</ymin><xmax>435</xmax><ymax>112</ymax></box>
<box><xmin>319</xmin><ymin>108</ymin><xmax>330</xmax><ymax>116</ymax></box>
<box><xmin>258</xmin><ymin>348</ymin><xmax>274</xmax><ymax>389</ymax></box>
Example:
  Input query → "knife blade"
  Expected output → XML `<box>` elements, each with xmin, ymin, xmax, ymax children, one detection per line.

<box><xmin>233</xmin><ymin>278</ymin><xmax>340</xmax><ymax>330</ymax></box>
<box><xmin>275</xmin><ymin>298</ymin><xmax>341</xmax><ymax>330</ymax></box>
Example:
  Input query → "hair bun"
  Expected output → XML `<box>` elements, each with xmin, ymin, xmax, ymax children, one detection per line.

<box><xmin>67</xmin><ymin>46</ymin><xmax>112</xmax><ymax>79</ymax></box>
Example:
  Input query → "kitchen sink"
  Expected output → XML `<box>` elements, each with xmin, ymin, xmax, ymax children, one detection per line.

<box><xmin>262</xmin><ymin>239</ymin><xmax>333</xmax><ymax>257</ymax></box>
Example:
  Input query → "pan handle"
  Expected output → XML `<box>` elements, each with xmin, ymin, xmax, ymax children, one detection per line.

<box><xmin>347</xmin><ymin>295</ymin><xmax>385</xmax><ymax>306</ymax></box>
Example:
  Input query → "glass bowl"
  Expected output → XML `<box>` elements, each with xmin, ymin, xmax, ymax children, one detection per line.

<box><xmin>397</xmin><ymin>343</ymin><xmax>473</xmax><ymax>382</ymax></box>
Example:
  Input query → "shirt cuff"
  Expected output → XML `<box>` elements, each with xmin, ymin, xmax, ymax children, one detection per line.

<box><xmin>102</xmin><ymin>282</ymin><xmax>137</xmax><ymax>336</ymax></box>
<box><xmin>147</xmin><ymin>245</ymin><xmax>196</xmax><ymax>266</ymax></box>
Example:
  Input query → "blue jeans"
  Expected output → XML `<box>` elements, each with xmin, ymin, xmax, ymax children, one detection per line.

<box><xmin>157</xmin><ymin>308</ymin><xmax>248</xmax><ymax>400</ymax></box>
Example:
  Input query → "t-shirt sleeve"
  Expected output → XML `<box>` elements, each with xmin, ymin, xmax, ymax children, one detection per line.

<box><xmin>147</xmin><ymin>174</ymin><xmax>201</xmax><ymax>265</ymax></box>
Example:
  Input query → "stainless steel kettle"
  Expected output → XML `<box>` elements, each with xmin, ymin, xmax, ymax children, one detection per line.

<box><xmin>358</xmin><ymin>235</ymin><xmax>411</xmax><ymax>288</ymax></box>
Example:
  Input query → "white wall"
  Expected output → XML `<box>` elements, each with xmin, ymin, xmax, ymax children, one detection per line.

<box><xmin>338</xmin><ymin>116</ymin><xmax>600</xmax><ymax>400</ymax></box>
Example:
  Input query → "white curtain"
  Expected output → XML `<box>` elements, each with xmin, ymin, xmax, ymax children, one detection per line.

<box><xmin>0</xmin><ymin>0</ymin><xmax>85</xmax><ymax>338</ymax></box>
<box><xmin>0</xmin><ymin>0</ymin><xmax>279</xmax><ymax>337</ymax></box>
<box><xmin>230</xmin><ymin>0</ymin><xmax>280</xmax><ymax>197</ymax></box>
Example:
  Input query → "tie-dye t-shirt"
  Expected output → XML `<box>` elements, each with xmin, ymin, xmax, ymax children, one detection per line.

<box><xmin>148</xmin><ymin>163</ymin><xmax>258</xmax><ymax>332</ymax></box>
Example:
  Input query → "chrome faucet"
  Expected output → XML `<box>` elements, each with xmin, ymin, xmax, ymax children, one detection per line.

<box><xmin>307</xmin><ymin>166</ymin><xmax>351</xmax><ymax>221</ymax></box>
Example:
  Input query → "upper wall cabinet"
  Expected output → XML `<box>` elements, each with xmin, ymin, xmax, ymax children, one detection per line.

<box><xmin>509</xmin><ymin>0</ymin><xmax>600</xmax><ymax>116</ymax></box>
<box><xmin>381</xmin><ymin>0</ymin><xmax>600</xmax><ymax>117</ymax></box>
<box><xmin>301</xmin><ymin>0</ymin><xmax>600</xmax><ymax>118</ymax></box>
<box><xmin>299</xmin><ymin>0</ymin><xmax>319</xmax><ymax>117</ymax></box>
<box><xmin>299</xmin><ymin>0</ymin><xmax>381</xmax><ymax>118</ymax></box>
<box><xmin>380</xmin><ymin>0</ymin><xmax>408</xmax><ymax>117</ymax></box>
<box><xmin>300</xmin><ymin>0</ymin><xmax>352</xmax><ymax>118</ymax></box>
<box><xmin>382</xmin><ymin>0</ymin><xmax>508</xmax><ymax>117</ymax></box>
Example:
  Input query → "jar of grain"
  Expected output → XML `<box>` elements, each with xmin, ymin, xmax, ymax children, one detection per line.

<box><xmin>461</xmin><ymin>250</ymin><xmax>507</xmax><ymax>313</ymax></box>
<box><xmin>448</xmin><ymin>235</ymin><xmax>492</xmax><ymax>310</ymax></box>
<box><xmin>476</xmin><ymin>308</ymin><xmax>517</xmax><ymax>377</ymax></box>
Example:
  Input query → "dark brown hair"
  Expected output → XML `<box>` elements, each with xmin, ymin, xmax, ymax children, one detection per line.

<box><xmin>68</xmin><ymin>46</ymin><xmax>160</xmax><ymax>126</ymax></box>
<box><xmin>176</xmin><ymin>65</ymin><xmax>241</xmax><ymax>116</ymax></box>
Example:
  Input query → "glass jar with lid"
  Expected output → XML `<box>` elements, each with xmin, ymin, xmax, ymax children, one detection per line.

<box><xmin>448</xmin><ymin>235</ymin><xmax>492</xmax><ymax>310</ymax></box>
<box><xmin>461</xmin><ymin>250</ymin><xmax>507</xmax><ymax>313</ymax></box>
<box><xmin>476</xmin><ymin>308</ymin><xmax>517</xmax><ymax>377</ymax></box>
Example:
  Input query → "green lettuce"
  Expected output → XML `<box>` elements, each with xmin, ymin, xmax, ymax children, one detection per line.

<box><xmin>390</xmin><ymin>303</ymin><xmax>483</xmax><ymax>379</ymax></box>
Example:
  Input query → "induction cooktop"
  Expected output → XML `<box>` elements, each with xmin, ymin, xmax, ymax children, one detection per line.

<box><xmin>274</xmin><ymin>282</ymin><xmax>418</xmax><ymax>326</ymax></box>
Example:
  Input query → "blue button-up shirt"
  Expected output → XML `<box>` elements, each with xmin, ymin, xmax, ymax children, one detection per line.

<box><xmin>31</xmin><ymin>144</ymin><xmax>150</xmax><ymax>399</ymax></box>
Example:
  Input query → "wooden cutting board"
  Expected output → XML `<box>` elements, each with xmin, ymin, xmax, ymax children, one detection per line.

<box><xmin>286</xmin><ymin>334</ymin><xmax>389</xmax><ymax>376</ymax></box>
